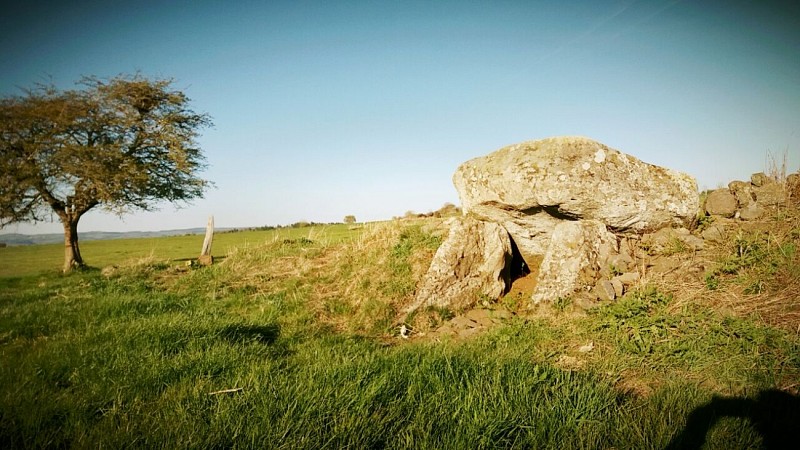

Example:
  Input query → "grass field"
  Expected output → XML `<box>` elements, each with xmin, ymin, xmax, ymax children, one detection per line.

<box><xmin>1</xmin><ymin>220</ymin><xmax>799</xmax><ymax>448</ymax></box>
<box><xmin>0</xmin><ymin>224</ymin><xmax>358</xmax><ymax>278</ymax></box>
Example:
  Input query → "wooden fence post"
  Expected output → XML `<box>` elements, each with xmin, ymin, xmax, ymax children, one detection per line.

<box><xmin>198</xmin><ymin>215</ymin><xmax>214</xmax><ymax>265</ymax></box>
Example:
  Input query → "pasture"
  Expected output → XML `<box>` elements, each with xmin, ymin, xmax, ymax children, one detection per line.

<box><xmin>0</xmin><ymin>224</ymin><xmax>358</xmax><ymax>278</ymax></box>
<box><xmin>1</xmin><ymin>220</ymin><xmax>798</xmax><ymax>448</ymax></box>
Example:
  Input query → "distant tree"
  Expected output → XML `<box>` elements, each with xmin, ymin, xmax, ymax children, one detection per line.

<box><xmin>0</xmin><ymin>75</ymin><xmax>212</xmax><ymax>272</ymax></box>
<box><xmin>436</xmin><ymin>202</ymin><xmax>461</xmax><ymax>217</ymax></box>
<box><xmin>343</xmin><ymin>215</ymin><xmax>356</xmax><ymax>224</ymax></box>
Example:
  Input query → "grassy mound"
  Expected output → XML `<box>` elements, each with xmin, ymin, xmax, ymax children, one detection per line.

<box><xmin>1</xmin><ymin>215</ymin><xmax>799</xmax><ymax>448</ymax></box>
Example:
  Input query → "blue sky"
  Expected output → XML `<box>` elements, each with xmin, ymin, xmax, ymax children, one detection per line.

<box><xmin>2</xmin><ymin>0</ymin><xmax>799</xmax><ymax>234</ymax></box>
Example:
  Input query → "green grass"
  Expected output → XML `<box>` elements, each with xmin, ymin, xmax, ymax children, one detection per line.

<box><xmin>1</xmin><ymin>221</ymin><xmax>799</xmax><ymax>448</ymax></box>
<box><xmin>0</xmin><ymin>224</ymin><xmax>357</xmax><ymax>278</ymax></box>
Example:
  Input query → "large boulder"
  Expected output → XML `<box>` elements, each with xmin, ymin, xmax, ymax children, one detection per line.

<box><xmin>531</xmin><ymin>220</ymin><xmax>618</xmax><ymax>304</ymax></box>
<box><xmin>405</xmin><ymin>217</ymin><xmax>512</xmax><ymax>313</ymax></box>
<box><xmin>453</xmin><ymin>136</ymin><xmax>699</xmax><ymax>263</ymax></box>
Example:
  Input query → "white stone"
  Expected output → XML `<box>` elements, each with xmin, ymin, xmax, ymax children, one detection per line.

<box><xmin>594</xmin><ymin>149</ymin><xmax>606</xmax><ymax>163</ymax></box>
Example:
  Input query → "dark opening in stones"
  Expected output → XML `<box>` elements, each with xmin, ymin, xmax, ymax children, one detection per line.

<box><xmin>505</xmin><ymin>237</ymin><xmax>543</xmax><ymax>299</ymax></box>
<box><xmin>509</xmin><ymin>237</ymin><xmax>529</xmax><ymax>281</ymax></box>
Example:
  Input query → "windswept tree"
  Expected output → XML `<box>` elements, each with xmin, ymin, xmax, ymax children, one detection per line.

<box><xmin>0</xmin><ymin>75</ymin><xmax>212</xmax><ymax>272</ymax></box>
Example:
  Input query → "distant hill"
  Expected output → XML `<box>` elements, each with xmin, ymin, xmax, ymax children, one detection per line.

<box><xmin>0</xmin><ymin>228</ymin><xmax>216</xmax><ymax>246</ymax></box>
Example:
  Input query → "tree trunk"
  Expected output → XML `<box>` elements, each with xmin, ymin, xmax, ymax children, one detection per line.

<box><xmin>63</xmin><ymin>218</ymin><xmax>84</xmax><ymax>272</ymax></box>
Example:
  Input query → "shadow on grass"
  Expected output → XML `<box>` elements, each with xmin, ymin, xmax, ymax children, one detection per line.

<box><xmin>665</xmin><ymin>389</ymin><xmax>800</xmax><ymax>449</ymax></box>
<box><xmin>219</xmin><ymin>323</ymin><xmax>281</xmax><ymax>345</ymax></box>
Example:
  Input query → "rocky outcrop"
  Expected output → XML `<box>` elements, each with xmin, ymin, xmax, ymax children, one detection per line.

<box><xmin>453</xmin><ymin>136</ymin><xmax>699</xmax><ymax>263</ymax></box>
<box><xmin>406</xmin><ymin>217</ymin><xmax>511</xmax><ymax>313</ymax></box>
<box><xmin>531</xmin><ymin>220</ymin><xmax>618</xmax><ymax>304</ymax></box>
<box><xmin>705</xmin><ymin>172</ymin><xmax>793</xmax><ymax>221</ymax></box>
<box><xmin>408</xmin><ymin>136</ymin><xmax>704</xmax><ymax>313</ymax></box>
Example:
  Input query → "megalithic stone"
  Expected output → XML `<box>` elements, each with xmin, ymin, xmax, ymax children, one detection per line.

<box><xmin>199</xmin><ymin>215</ymin><xmax>214</xmax><ymax>265</ymax></box>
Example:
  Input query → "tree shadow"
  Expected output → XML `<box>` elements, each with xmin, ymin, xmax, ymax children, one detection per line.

<box><xmin>219</xmin><ymin>323</ymin><xmax>280</xmax><ymax>345</ymax></box>
<box><xmin>664</xmin><ymin>389</ymin><xmax>800</xmax><ymax>449</ymax></box>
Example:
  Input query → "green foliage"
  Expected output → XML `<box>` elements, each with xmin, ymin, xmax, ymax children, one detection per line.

<box><xmin>0</xmin><ymin>224</ymin><xmax>360</xmax><ymax>278</ymax></box>
<box><xmin>0</xmin><ymin>75</ymin><xmax>212</xmax><ymax>271</ymax></box>
<box><xmin>704</xmin><ymin>229</ymin><xmax>798</xmax><ymax>292</ymax></box>
<box><xmin>661</xmin><ymin>237</ymin><xmax>689</xmax><ymax>256</ymax></box>
<box><xmin>383</xmin><ymin>225</ymin><xmax>442</xmax><ymax>297</ymax></box>
<box><xmin>589</xmin><ymin>285</ymin><xmax>799</xmax><ymax>390</ymax></box>
<box><xmin>1</xmin><ymin>224</ymin><xmax>798</xmax><ymax>448</ymax></box>
<box><xmin>594</xmin><ymin>286</ymin><xmax>673</xmax><ymax>355</ymax></box>
<box><xmin>695</xmin><ymin>212</ymin><xmax>714</xmax><ymax>231</ymax></box>
<box><xmin>553</xmin><ymin>296</ymin><xmax>572</xmax><ymax>312</ymax></box>
<box><xmin>705</xmin><ymin>272</ymin><xmax>720</xmax><ymax>290</ymax></box>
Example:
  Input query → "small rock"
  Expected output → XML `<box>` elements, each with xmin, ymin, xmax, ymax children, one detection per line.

<box><xmin>465</xmin><ymin>309</ymin><xmax>495</xmax><ymax>328</ymax></box>
<box><xmin>728</xmin><ymin>180</ymin><xmax>755</xmax><ymax>207</ymax></box>
<box><xmin>574</xmin><ymin>295</ymin><xmax>601</xmax><ymax>311</ymax></box>
<box><xmin>751</xmin><ymin>172</ymin><xmax>771</xmax><ymax>187</ymax></box>
<box><xmin>101</xmin><ymin>265</ymin><xmax>118</xmax><ymax>277</ymax></box>
<box><xmin>434</xmin><ymin>323</ymin><xmax>455</xmax><ymax>336</ymax></box>
<box><xmin>788</xmin><ymin>173</ymin><xmax>800</xmax><ymax>201</ymax></box>
<box><xmin>701</xmin><ymin>224</ymin><xmax>726</xmax><ymax>243</ymax></box>
<box><xmin>488</xmin><ymin>308</ymin><xmax>513</xmax><ymax>320</ymax></box>
<box><xmin>649</xmin><ymin>256</ymin><xmax>681</xmax><ymax>274</ymax></box>
<box><xmin>604</xmin><ymin>253</ymin><xmax>634</xmax><ymax>276</ymax></box>
<box><xmin>704</xmin><ymin>189</ymin><xmax>738</xmax><ymax>217</ymax></box>
<box><xmin>614</xmin><ymin>272</ymin><xmax>640</xmax><ymax>286</ymax></box>
<box><xmin>738</xmin><ymin>203</ymin><xmax>765</xmax><ymax>221</ymax></box>
<box><xmin>642</xmin><ymin>227</ymin><xmax>703</xmax><ymax>253</ymax></box>
<box><xmin>450</xmin><ymin>316</ymin><xmax>480</xmax><ymax>329</ymax></box>
<box><xmin>594</xmin><ymin>279</ymin><xmax>616</xmax><ymax>301</ymax></box>
<box><xmin>610</xmin><ymin>278</ymin><xmax>624</xmax><ymax>297</ymax></box>
<box><xmin>788</xmin><ymin>173</ymin><xmax>799</xmax><ymax>187</ymax></box>
<box><xmin>198</xmin><ymin>255</ymin><xmax>214</xmax><ymax>266</ymax></box>
<box><xmin>578</xmin><ymin>342</ymin><xmax>595</xmax><ymax>353</ymax></box>
<box><xmin>457</xmin><ymin>327</ymin><xmax>483</xmax><ymax>339</ymax></box>
<box><xmin>619</xmin><ymin>237</ymin><xmax>636</xmax><ymax>260</ymax></box>
<box><xmin>681</xmin><ymin>234</ymin><xmax>705</xmax><ymax>251</ymax></box>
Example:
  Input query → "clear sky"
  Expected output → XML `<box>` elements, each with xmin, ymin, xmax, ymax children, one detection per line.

<box><xmin>2</xmin><ymin>0</ymin><xmax>799</xmax><ymax>234</ymax></box>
